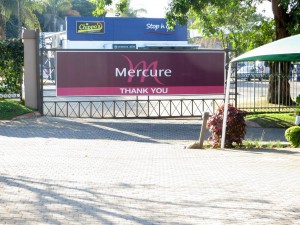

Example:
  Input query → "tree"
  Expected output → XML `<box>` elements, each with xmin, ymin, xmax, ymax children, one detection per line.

<box><xmin>116</xmin><ymin>0</ymin><xmax>147</xmax><ymax>17</ymax></box>
<box><xmin>88</xmin><ymin>0</ymin><xmax>300</xmax><ymax>41</ymax></box>
<box><xmin>166</xmin><ymin>0</ymin><xmax>274</xmax><ymax>54</ymax></box>
<box><xmin>6</xmin><ymin>15</ymin><xmax>19</xmax><ymax>39</ymax></box>
<box><xmin>0</xmin><ymin>0</ymin><xmax>42</xmax><ymax>39</ymax></box>
<box><xmin>0</xmin><ymin>0</ymin><xmax>16</xmax><ymax>40</ymax></box>
<box><xmin>89</xmin><ymin>0</ymin><xmax>112</xmax><ymax>16</ymax></box>
<box><xmin>87</xmin><ymin>0</ymin><xmax>300</xmax><ymax>105</ymax></box>
<box><xmin>265</xmin><ymin>0</ymin><xmax>299</xmax><ymax>105</ymax></box>
<box><xmin>17</xmin><ymin>0</ymin><xmax>43</xmax><ymax>37</ymax></box>
<box><xmin>263</xmin><ymin>0</ymin><xmax>299</xmax><ymax>104</ymax></box>
<box><xmin>271</xmin><ymin>0</ymin><xmax>300</xmax><ymax>39</ymax></box>
<box><xmin>89</xmin><ymin>0</ymin><xmax>146</xmax><ymax>17</ymax></box>
<box><xmin>71</xmin><ymin>0</ymin><xmax>96</xmax><ymax>16</ymax></box>
<box><xmin>166</xmin><ymin>0</ymin><xmax>300</xmax><ymax>105</ymax></box>
<box><xmin>166</xmin><ymin>0</ymin><xmax>300</xmax><ymax>40</ymax></box>
<box><xmin>43</xmin><ymin>0</ymin><xmax>72</xmax><ymax>32</ymax></box>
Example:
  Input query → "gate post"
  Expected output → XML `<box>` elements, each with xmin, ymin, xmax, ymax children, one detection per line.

<box><xmin>22</xmin><ymin>29</ymin><xmax>41</xmax><ymax>112</ymax></box>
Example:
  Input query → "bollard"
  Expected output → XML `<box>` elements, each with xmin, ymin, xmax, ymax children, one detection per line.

<box><xmin>199</xmin><ymin>112</ymin><xmax>209</xmax><ymax>148</ymax></box>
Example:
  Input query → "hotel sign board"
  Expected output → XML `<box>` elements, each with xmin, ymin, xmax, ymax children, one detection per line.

<box><xmin>56</xmin><ymin>51</ymin><xmax>225</xmax><ymax>96</ymax></box>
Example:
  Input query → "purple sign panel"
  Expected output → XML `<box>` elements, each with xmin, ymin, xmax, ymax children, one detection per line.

<box><xmin>56</xmin><ymin>51</ymin><xmax>225</xmax><ymax>96</ymax></box>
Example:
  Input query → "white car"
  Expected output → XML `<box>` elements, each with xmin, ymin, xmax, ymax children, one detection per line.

<box><xmin>237</xmin><ymin>66</ymin><xmax>262</xmax><ymax>81</ymax></box>
<box><xmin>291</xmin><ymin>64</ymin><xmax>300</xmax><ymax>81</ymax></box>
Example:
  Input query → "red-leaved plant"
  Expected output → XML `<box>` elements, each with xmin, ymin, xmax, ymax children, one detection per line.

<box><xmin>207</xmin><ymin>104</ymin><xmax>247</xmax><ymax>148</ymax></box>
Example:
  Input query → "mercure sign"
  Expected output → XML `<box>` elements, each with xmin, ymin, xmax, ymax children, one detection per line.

<box><xmin>56</xmin><ymin>51</ymin><xmax>225</xmax><ymax>96</ymax></box>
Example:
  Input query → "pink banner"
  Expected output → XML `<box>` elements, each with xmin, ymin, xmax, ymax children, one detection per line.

<box><xmin>56</xmin><ymin>51</ymin><xmax>225</xmax><ymax>96</ymax></box>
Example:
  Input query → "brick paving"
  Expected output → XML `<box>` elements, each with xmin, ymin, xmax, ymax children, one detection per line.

<box><xmin>0</xmin><ymin>117</ymin><xmax>300</xmax><ymax>225</ymax></box>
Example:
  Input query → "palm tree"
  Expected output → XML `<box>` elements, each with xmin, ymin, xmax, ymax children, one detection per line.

<box><xmin>0</xmin><ymin>0</ymin><xmax>16</xmax><ymax>39</ymax></box>
<box><xmin>91</xmin><ymin>0</ymin><xmax>147</xmax><ymax>17</ymax></box>
<box><xmin>43</xmin><ymin>0</ymin><xmax>72</xmax><ymax>32</ymax></box>
<box><xmin>0</xmin><ymin>0</ymin><xmax>43</xmax><ymax>40</ymax></box>
<box><xmin>18</xmin><ymin>0</ymin><xmax>43</xmax><ymax>37</ymax></box>
<box><xmin>117</xmin><ymin>0</ymin><xmax>147</xmax><ymax>17</ymax></box>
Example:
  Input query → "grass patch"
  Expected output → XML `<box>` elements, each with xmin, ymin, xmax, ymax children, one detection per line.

<box><xmin>0</xmin><ymin>99</ymin><xmax>33</xmax><ymax>120</ymax></box>
<box><xmin>246</xmin><ymin>113</ymin><xmax>295</xmax><ymax>128</ymax></box>
<box><xmin>187</xmin><ymin>140</ymin><xmax>291</xmax><ymax>149</ymax></box>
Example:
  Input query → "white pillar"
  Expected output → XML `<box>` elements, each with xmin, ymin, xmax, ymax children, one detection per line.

<box><xmin>22</xmin><ymin>30</ymin><xmax>38</xmax><ymax>109</ymax></box>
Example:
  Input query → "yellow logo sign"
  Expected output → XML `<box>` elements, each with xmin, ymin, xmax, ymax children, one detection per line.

<box><xmin>76</xmin><ymin>22</ymin><xmax>105</xmax><ymax>34</ymax></box>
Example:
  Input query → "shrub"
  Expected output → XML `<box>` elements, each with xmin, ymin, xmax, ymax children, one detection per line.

<box><xmin>207</xmin><ymin>104</ymin><xmax>247</xmax><ymax>148</ymax></box>
<box><xmin>0</xmin><ymin>39</ymin><xmax>24</xmax><ymax>98</ymax></box>
<box><xmin>296</xmin><ymin>94</ymin><xmax>300</xmax><ymax>105</ymax></box>
<box><xmin>295</xmin><ymin>108</ymin><xmax>300</xmax><ymax>116</ymax></box>
<box><xmin>295</xmin><ymin>95</ymin><xmax>300</xmax><ymax>116</ymax></box>
<box><xmin>285</xmin><ymin>126</ymin><xmax>300</xmax><ymax>147</ymax></box>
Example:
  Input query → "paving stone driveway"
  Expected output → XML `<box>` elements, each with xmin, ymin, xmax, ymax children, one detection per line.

<box><xmin>0</xmin><ymin>117</ymin><xmax>300</xmax><ymax>225</ymax></box>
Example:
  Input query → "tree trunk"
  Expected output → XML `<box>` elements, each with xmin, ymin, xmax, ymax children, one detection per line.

<box><xmin>17</xmin><ymin>0</ymin><xmax>22</xmax><ymax>39</ymax></box>
<box><xmin>0</xmin><ymin>14</ymin><xmax>6</xmax><ymax>40</ymax></box>
<box><xmin>267</xmin><ymin>62</ymin><xmax>294</xmax><ymax>105</ymax></box>
<box><xmin>271</xmin><ymin>0</ymin><xmax>290</xmax><ymax>39</ymax></box>
<box><xmin>267</xmin><ymin>1</ymin><xmax>293</xmax><ymax>106</ymax></box>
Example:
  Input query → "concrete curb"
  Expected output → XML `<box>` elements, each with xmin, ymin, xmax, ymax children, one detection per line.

<box><xmin>12</xmin><ymin>111</ymin><xmax>41</xmax><ymax>120</ymax></box>
<box><xmin>245</xmin><ymin>120</ymin><xmax>261</xmax><ymax>127</ymax></box>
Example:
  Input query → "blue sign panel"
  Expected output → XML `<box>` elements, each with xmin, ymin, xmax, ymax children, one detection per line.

<box><xmin>67</xmin><ymin>17</ymin><xmax>187</xmax><ymax>41</ymax></box>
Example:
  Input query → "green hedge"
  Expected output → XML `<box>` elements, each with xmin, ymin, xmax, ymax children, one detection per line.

<box><xmin>0</xmin><ymin>39</ymin><xmax>24</xmax><ymax>98</ymax></box>
<box><xmin>285</xmin><ymin>126</ymin><xmax>300</xmax><ymax>147</ymax></box>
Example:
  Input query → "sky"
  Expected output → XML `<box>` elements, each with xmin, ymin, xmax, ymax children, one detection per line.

<box><xmin>130</xmin><ymin>0</ymin><xmax>170</xmax><ymax>18</ymax></box>
<box><xmin>130</xmin><ymin>0</ymin><xmax>273</xmax><ymax>18</ymax></box>
<box><xmin>257</xmin><ymin>1</ymin><xmax>273</xmax><ymax>18</ymax></box>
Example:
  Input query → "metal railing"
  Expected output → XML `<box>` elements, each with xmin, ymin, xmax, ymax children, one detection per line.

<box><xmin>43</xmin><ymin>98</ymin><xmax>225</xmax><ymax>118</ymax></box>
<box><xmin>40</xmin><ymin>47</ymin><xmax>229</xmax><ymax>118</ymax></box>
<box><xmin>232</xmin><ymin>61</ymin><xmax>300</xmax><ymax>113</ymax></box>
<box><xmin>40</xmin><ymin>46</ymin><xmax>299</xmax><ymax>118</ymax></box>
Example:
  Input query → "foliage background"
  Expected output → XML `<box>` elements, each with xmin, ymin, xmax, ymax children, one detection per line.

<box><xmin>0</xmin><ymin>39</ymin><xmax>23</xmax><ymax>97</ymax></box>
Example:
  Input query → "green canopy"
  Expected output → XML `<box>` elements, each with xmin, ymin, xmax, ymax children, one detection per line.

<box><xmin>231</xmin><ymin>34</ymin><xmax>300</xmax><ymax>62</ymax></box>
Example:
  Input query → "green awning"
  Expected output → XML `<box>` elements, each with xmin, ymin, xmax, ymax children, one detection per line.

<box><xmin>231</xmin><ymin>34</ymin><xmax>300</xmax><ymax>62</ymax></box>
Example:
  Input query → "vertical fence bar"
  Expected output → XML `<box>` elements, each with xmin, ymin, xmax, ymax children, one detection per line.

<box><xmin>278</xmin><ymin>63</ymin><xmax>281</xmax><ymax>112</ymax></box>
<box><xmin>113</xmin><ymin>101</ymin><xmax>116</xmax><ymax>118</ymax></box>
<box><xmin>158</xmin><ymin>100</ymin><xmax>161</xmax><ymax>117</ymax></box>
<box><xmin>90</xmin><ymin>101</ymin><xmax>92</xmax><ymax>118</ymax></box>
<box><xmin>66</xmin><ymin>102</ymin><xmax>69</xmax><ymax>117</ymax></box>
<box><xmin>192</xmin><ymin>100</ymin><xmax>194</xmax><ymax>116</ymax></box>
<box><xmin>125</xmin><ymin>100</ymin><xmax>127</xmax><ymax>117</ymax></box>
<box><xmin>136</xmin><ymin>99</ymin><xmax>138</xmax><ymax>117</ymax></box>
<box><xmin>100</xmin><ymin>101</ymin><xmax>103</xmax><ymax>118</ymax></box>
<box><xmin>253</xmin><ymin>78</ymin><xmax>256</xmax><ymax>112</ymax></box>
<box><xmin>169</xmin><ymin>100</ymin><xmax>172</xmax><ymax>117</ymax></box>
<box><xmin>78</xmin><ymin>102</ymin><xmax>81</xmax><ymax>118</ymax></box>
<box><xmin>147</xmin><ymin>97</ymin><xmax>150</xmax><ymax>117</ymax></box>
<box><xmin>180</xmin><ymin>100</ymin><xmax>183</xmax><ymax>116</ymax></box>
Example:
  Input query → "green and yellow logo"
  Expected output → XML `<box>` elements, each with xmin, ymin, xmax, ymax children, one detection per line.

<box><xmin>76</xmin><ymin>21</ymin><xmax>105</xmax><ymax>34</ymax></box>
